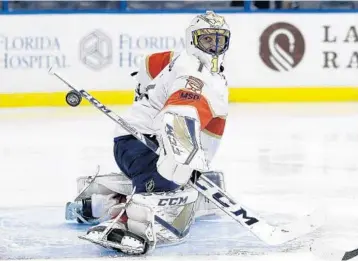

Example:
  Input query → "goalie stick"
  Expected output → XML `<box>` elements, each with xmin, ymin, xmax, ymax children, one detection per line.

<box><xmin>49</xmin><ymin>68</ymin><xmax>325</xmax><ymax>246</ymax></box>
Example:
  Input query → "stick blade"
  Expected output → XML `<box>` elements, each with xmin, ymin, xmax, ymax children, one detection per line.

<box><xmin>254</xmin><ymin>208</ymin><xmax>326</xmax><ymax>246</ymax></box>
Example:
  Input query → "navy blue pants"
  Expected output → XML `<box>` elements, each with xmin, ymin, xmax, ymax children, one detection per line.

<box><xmin>113</xmin><ymin>135</ymin><xmax>179</xmax><ymax>193</ymax></box>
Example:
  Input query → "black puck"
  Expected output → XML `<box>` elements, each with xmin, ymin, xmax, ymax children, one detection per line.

<box><xmin>66</xmin><ymin>90</ymin><xmax>82</xmax><ymax>107</ymax></box>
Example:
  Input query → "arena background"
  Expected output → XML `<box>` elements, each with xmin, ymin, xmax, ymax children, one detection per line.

<box><xmin>1</xmin><ymin>0</ymin><xmax>357</xmax><ymax>107</ymax></box>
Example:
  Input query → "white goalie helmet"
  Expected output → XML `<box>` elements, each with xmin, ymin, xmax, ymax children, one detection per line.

<box><xmin>185</xmin><ymin>11</ymin><xmax>231</xmax><ymax>73</ymax></box>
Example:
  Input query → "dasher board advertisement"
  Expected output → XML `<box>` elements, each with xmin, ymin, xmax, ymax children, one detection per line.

<box><xmin>0</xmin><ymin>13</ymin><xmax>357</xmax><ymax>106</ymax></box>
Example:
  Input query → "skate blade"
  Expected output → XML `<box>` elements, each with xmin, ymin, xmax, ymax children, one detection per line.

<box><xmin>79</xmin><ymin>233</ymin><xmax>146</xmax><ymax>255</ymax></box>
<box><xmin>65</xmin><ymin>202</ymin><xmax>78</xmax><ymax>220</ymax></box>
<box><xmin>79</xmin><ymin>233</ymin><xmax>115</xmax><ymax>249</ymax></box>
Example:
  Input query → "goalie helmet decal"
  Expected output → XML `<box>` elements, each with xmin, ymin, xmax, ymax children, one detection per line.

<box><xmin>199</xmin><ymin>11</ymin><xmax>226</xmax><ymax>28</ymax></box>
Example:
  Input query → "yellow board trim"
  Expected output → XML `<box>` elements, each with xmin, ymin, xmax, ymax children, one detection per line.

<box><xmin>229</xmin><ymin>87</ymin><xmax>358</xmax><ymax>102</ymax></box>
<box><xmin>0</xmin><ymin>90</ymin><xmax>135</xmax><ymax>108</ymax></box>
<box><xmin>0</xmin><ymin>87</ymin><xmax>357</xmax><ymax>107</ymax></box>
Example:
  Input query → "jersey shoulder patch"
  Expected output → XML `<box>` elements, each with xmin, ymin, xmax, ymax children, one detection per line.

<box><xmin>145</xmin><ymin>51</ymin><xmax>174</xmax><ymax>79</ymax></box>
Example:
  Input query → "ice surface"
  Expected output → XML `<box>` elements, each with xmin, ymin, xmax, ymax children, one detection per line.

<box><xmin>1</xmin><ymin>103</ymin><xmax>358</xmax><ymax>260</ymax></box>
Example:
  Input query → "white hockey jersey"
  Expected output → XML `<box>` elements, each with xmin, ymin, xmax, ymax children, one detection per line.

<box><xmin>115</xmin><ymin>50</ymin><xmax>228</xmax><ymax>164</ymax></box>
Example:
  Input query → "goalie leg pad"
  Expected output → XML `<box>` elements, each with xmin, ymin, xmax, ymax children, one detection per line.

<box><xmin>130</xmin><ymin>187</ymin><xmax>198</xmax><ymax>244</ymax></box>
<box><xmin>81</xmin><ymin>187</ymin><xmax>198</xmax><ymax>254</ymax></box>
<box><xmin>82</xmin><ymin>220</ymin><xmax>151</xmax><ymax>255</ymax></box>
<box><xmin>81</xmin><ymin>197</ymin><xmax>156</xmax><ymax>255</ymax></box>
<box><xmin>76</xmin><ymin>172</ymin><xmax>134</xmax><ymax>199</ymax></box>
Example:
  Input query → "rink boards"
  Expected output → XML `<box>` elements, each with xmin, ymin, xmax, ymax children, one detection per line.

<box><xmin>0</xmin><ymin>13</ymin><xmax>357</xmax><ymax>106</ymax></box>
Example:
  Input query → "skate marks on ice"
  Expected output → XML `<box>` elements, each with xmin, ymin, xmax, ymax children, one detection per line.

<box><xmin>311</xmin><ymin>240</ymin><xmax>358</xmax><ymax>261</ymax></box>
<box><xmin>0</xmin><ymin>206</ymin><xmax>316</xmax><ymax>259</ymax></box>
<box><xmin>309</xmin><ymin>220</ymin><xmax>358</xmax><ymax>261</ymax></box>
<box><xmin>0</xmin><ymin>206</ymin><xmax>103</xmax><ymax>259</ymax></box>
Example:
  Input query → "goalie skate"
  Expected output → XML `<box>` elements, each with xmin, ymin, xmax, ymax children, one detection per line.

<box><xmin>65</xmin><ymin>199</ymin><xmax>99</xmax><ymax>225</ymax></box>
<box><xmin>65</xmin><ymin>171</ymin><xmax>133</xmax><ymax>224</ymax></box>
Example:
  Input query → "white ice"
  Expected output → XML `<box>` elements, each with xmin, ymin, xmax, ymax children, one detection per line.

<box><xmin>1</xmin><ymin>103</ymin><xmax>358</xmax><ymax>260</ymax></box>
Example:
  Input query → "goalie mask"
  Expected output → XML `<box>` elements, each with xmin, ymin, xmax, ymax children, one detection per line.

<box><xmin>185</xmin><ymin>11</ymin><xmax>231</xmax><ymax>73</ymax></box>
